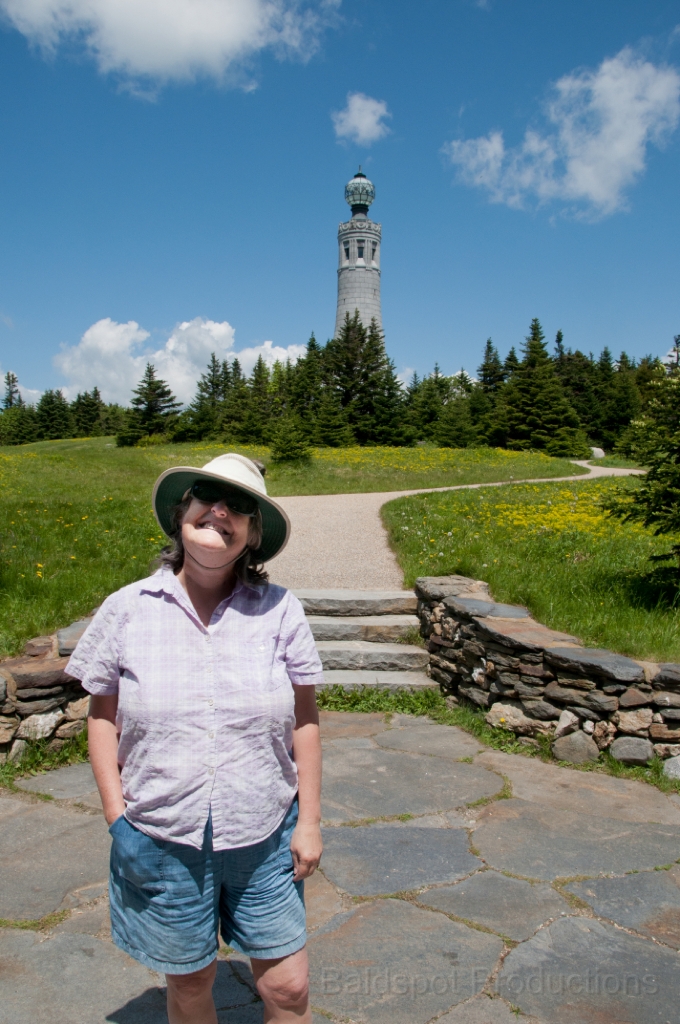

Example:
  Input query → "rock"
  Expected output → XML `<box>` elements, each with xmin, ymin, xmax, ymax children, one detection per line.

<box><xmin>610</xmin><ymin>735</ymin><xmax>654</xmax><ymax>766</ymax></box>
<box><xmin>15</xmin><ymin>686</ymin><xmax>65</xmax><ymax>700</ymax></box>
<box><xmin>554</xmin><ymin>709</ymin><xmax>580</xmax><ymax>738</ymax></box>
<box><xmin>64</xmin><ymin>695</ymin><xmax>90</xmax><ymax>721</ymax></box>
<box><xmin>653</xmin><ymin>690</ymin><xmax>680</xmax><ymax>708</ymax></box>
<box><xmin>544</xmin><ymin>681</ymin><xmax>619</xmax><ymax>713</ymax></box>
<box><xmin>556</xmin><ymin>674</ymin><xmax>596</xmax><ymax>690</ymax></box>
<box><xmin>475</xmin><ymin>617</ymin><xmax>578</xmax><ymax>653</ymax></box>
<box><xmin>515</xmin><ymin>680</ymin><xmax>545</xmax><ymax>699</ymax></box>
<box><xmin>655</xmin><ymin>663</ymin><xmax>680</xmax><ymax>691</ymax></box>
<box><xmin>663</xmin><ymin>755</ymin><xmax>680</xmax><ymax>780</ymax></box>
<box><xmin>444</xmin><ymin>596</ymin><xmax>530</xmax><ymax>620</ymax></box>
<box><xmin>545</xmin><ymin>647</ymin><xmax>644</xmax><ymax>683</ymax></box>
<box><xmin>583</xmin><ymin>719</ymin><xmax>594</xmax><ymax>734</ymax></box>
<box><xmin>46</xmin><ymin>738</ymin><xmax>65</xmax><ymax>753</ymax></box>
<box><xmin>13</xmin><ymin>697</ymin><xmax>65</xmax><ymax>717</ymax></box>
<box><xmin>660</xmin><ymin>707</ymin><xmax>680</xmax><ymax>720</ymax></box>
<box><xmin>0</xmin><ymin>715</ymin><xmax>19</xmax><ymax>743</ymax></box>
<box><xmin>0</xmin><ymin>677</ymin><xmax>5</xmax><ymax>704</ymax></box>
<box><xmin>458</xmin><ymin>684</ymin><xmax>491</xmax><ymax>708</ymax></box>
<box><xmin>615</xmin><ymin>707</ymin><xmax>653</xmax><ymax>736</ymax></box>
<box><xmin>590</xmin><ymin>447</ymin><xmax>605</xmax><ymax>458</ymax></box>
<box><xmin>56</xmin><ymin>719</ymin><xmax>86</xmax><ymax>739</ymax></box>
<box><xmin>1</xmin><ymin>656</ymin><xmax>75</xmax><ymax>691</ymax></box>
<box><xmin>618</xmin><ymin>686</ymin><xmax>652</xmax><ymax>707</ymax></box>
<box><xmin>650</xmin><ymin>723</ymin><xmax>680</xmax><ymax>741</ymax></box>
<box><xmin>552</xmin><ymin>730</ymin><xmax>600</xmax><ymax>763</ymax></box>
<box><xmin>521</xmin><ymin>699</ymin><xmax>560</xmax><ymax>720</ymax></box>
<box><xmin>654</xmin><ymin>743</ymin><xmax>680</xmax><ymax>759</ymax></box>
<box><xmin>16</xmin><ymin>710</ymin><xmax>65</xmax><ymax>741</ymax></box>
<box><xmin>486</xmin><ymin>702</ymin><xmax>548</xmax><ymax>736</ymax></box>
<box><xmin>56</xmin><ymin>618</ymin><xmax>93</xmax><ymax>656</ymax></box>
<box><xmin>8</xmin><ymin>738</ymin><xmax>28</xmax><ymax>762</ymax></box>
<box><xmin>415</xmin><ymin>575</ymin><xmax>491</xmax><ymax>602</ymax></box>
<box><xmin>593</xmin><ymin>720</ymin><xmax>617</xmax><ymax>749</ymax></box>
<box><xmin>24</xmin><ymin>636</ymin><xmax>54</xmax><ymax>657</ymax></box>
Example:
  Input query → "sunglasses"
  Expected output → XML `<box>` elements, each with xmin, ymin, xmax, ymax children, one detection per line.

<box><xmin>190</xmin><ymin>481</ymin><xmax>259</xmax><ymax>517</ymax></box>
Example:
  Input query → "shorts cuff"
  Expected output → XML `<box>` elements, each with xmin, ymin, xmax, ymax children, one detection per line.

<box><xmin>111</xmin><ymin>930</ymin><xmax>218</xmax><ymax>976</ymax></box>
<box><xmin>227</xmin><ymin>929</ymin><xmax>307</xmax><ymax>961</ymax></box>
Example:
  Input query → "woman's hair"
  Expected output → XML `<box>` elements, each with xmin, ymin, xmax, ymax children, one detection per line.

<box><xmin>156</xmin><ymin>492</ymin><xmax>269</xmax><ymax>585</ymax></box>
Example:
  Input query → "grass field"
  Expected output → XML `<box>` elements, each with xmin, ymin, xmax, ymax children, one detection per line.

<box><xmin>383</xmin><ymin>478</ymin><xmax>680</xmax><ymax>662</ymax></box>
<box><xmin>0</xmin><ymin>437</ymin><xmax>587</xmax><ymax>656</ymax></box>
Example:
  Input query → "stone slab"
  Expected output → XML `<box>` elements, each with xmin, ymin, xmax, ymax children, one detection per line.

<box><xmin>545</xmin><ymin>647</ymin><xmax>645</xmax><ymax>683</ymax></box>
<box><xmin>376</xmin><ymin>721</ymin><xmax>485</xmax><ymax>760</ymax></box>
<box><xmin>415</xmin><ymin>575</ymin><xmax>491</xmax><ymax>603</ymax></box>
<box><xmin>15</xmin><ymin>761</ymin><xmax>97</xmax><ymax>800</ymax></box>
<box><xmin>496</xmin><ymin>916</ymin><xmax>679</xmax><ymax>1024</ymax></box>
<box><xmin>320</xmin><ymin>825</ymin><xmax>481</xmax><ymax>895</ymax></box>
<box><xmin>0</xmin><ymin>795</ymin><xmax>110</xmax><ymax>919</ymax></box>
<box><xmin>318</xmin><ymin>670</ymin><xmax>435</xmax><ymax>691</ymax></box>
<box><xmin>474</xmin><ymin>619</ymin><xmax>578</xmax><ymax>653</ymax></box>
<box><xmin>293</xmin><ymin>589</ymin><xmax>417</xmax><ymax>616</ymax></box>
<box><xmin>419</xmin><ymin>870</ymin><xmax>571</xmax><ymax>941</ymax></box>
<box><xmin>444</xmin><ymin>596</ymin><xmax>530</xmax><ymax>620</ymax></box>
<box><xmin>0</xmin><ymin>929</ymin><xmax>257</xmax><ymax>1024</ymax></box>
<box><xmin>308</xmin><ymin>898</ymin><xmax>503</xmax><ymax>1024</ymax></box>
<box><xmin>316</xmin><ymin>640</ymin><xmax>429</xmax><ymax>671</ymax></box>
<box><xmin>305</xmin><ymin>869</ymin><xmax>344</xmax><ymax>932</ymax></box>
<box><xmin>321</xmin><ymin>740</ymin><xmax>503</xmax><ymax>821</ymax></box>
<box><xmin>319</xmin><ymin>710</ymin><xmax>388</xmax><ymax>739</ymax></box>
<box><xmin>473</xmin><ymin>798</ymin><xmax>680</xmax><ymax>881</ymax></box>
<box><xmin>566</xmin><ymin>867</ymin><xmax>680</xmax><ymax>949</ymax></box>
<box><xmin>307</xmin><ymin>614</ymin><xmax>419</xmax><ymax>642</ymax></box>
<box><xmin>57</xmin><ymin>618</ymin><xmax>93</xmax><ymax>657</ymax></box>
<box><xmin>474</xmin><ymin>749</ymin><xmax>680</xmax><ymax>824</ymax></box>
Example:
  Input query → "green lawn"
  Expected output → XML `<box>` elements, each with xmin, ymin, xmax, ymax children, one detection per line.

<box><xmin>382</xmin><ymin>478</ymin><xmax>679</xmax><ymax>663</ymax></box>
<box><xmin>0</xmin><ymin>437</ymin><xmax>587</xmax><ymax>656</ymax></box>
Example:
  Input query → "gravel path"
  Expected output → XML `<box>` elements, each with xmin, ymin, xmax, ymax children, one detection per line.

<box><xmin>268</xmin><ymin>461</ymin><xmax>643</xmax><ymax>590</ymax></box>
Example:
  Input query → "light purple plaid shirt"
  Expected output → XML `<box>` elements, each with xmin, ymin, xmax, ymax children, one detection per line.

<box><xmin>68</xmin><ymin>569</ymin><xmax>323</xmax><ymax>850</ymax></box>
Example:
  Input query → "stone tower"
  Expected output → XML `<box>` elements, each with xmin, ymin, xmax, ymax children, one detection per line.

<box><xmin>334</xmin><ymin>168</ymin><xmax>382</xmax><ymax>338</ymax></box>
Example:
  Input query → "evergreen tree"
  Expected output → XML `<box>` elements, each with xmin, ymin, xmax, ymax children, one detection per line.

<box><xmin>36</xmin><ymin>389</ymin><xmax>74</xmax><ymax>439</ymax></box>
<box><xmin>313</xmin><ymin>389</ymin><xmax>354</xmax><ymax>447</ymax></box>
<box><xmin>405</xmin><ymin>370</ymin><xmax>446</xmax><ymax>441</ymax></box>
<box><xmin>477</xmin><ymin>340</ymin><xmax>504</xmax><ymax>393</ymax></box>
<box><xmin>324</xmin><ymin>311</ymin><xmax>367</xmax><ymax>414</ymax></box>
<box><xmin>0</xmin><ymin>404</ymin><xmax>38</xmax><ymax>445</ymax></box>
<box><xmin>554</xmin><ymin>347</ymin><xmax>598</xmax><ymax>438</ymax></box>
<box><xmin>501</xmin><ymin>318</ymin><xmax>581</xmax><ymax>451</ymax></box>
<box><xmin>71</xmin><ymin>388</ymin><xmax>105</xmax><ymax>436</ymax></box>
<box><xmin>3</xmin><ymin>372</ymin><xmax>21</xmax><ymax>409</ymax></box>
<box><xmin>270</xmin><ymin>414</ymin><xmax>312</xmax><ymax>462</ymax></box>
<box><xmin>554</xmin><ymin>330</ymin><xmax>566</xmax><ymax>364</ymax></box>
<box><xmin>503</xmin><ymin>347</ymin><xmax>520</xmax><ymax>377</ymax></box>
<box><xmin>239</xmin><ymin>356</ymin><xmax>272</xmax><ymax>443</ymax></box>
<box><xmin>435</xmin><ymin>397</ymin><xmax>477</xmax><ymax>448</ymax></box>
<box><xmin>351</xmin><ymin>320</ymin><xmax>406</xmax><ymax>444</ymax></box>
<box><xmin>223</xmin><ymin>359</ymin><xmax>248</xmax><ymax>438</ymax></box>
<box><xmin>290</xmin><ymin>334</ymin><xmax>324</xmax><ymax>432</ymax></box>
<box><xmin>130</xmin><ymin>363</ymin><xmax>181</xmax><ymax>435</ymax></box>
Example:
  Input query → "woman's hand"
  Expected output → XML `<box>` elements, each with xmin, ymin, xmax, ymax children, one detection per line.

<box><xmin>290</xmin><ymin>820</ymin><xmax>323</xmax><ymax>881</ymax></box>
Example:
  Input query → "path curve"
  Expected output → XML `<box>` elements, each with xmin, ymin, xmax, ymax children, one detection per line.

<box><xmin>268</xmin><ymin>461</ymin><xmax>644</xmax><ymax>590</ymax></box>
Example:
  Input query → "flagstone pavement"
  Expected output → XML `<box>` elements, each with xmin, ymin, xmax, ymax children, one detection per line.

<box><xmin>2</xmin><ymin>710</ymin><xmax>680</xmax><ymax>1024</ymax></box>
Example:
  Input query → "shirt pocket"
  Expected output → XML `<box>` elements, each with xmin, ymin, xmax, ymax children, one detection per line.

<box><xmin>236</xmin><ymin>639</ymin><xmax>286</xmax><ymax>691</ymax></box>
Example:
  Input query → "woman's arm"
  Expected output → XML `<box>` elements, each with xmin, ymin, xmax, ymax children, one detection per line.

<box><xmin>290</xmin><ymin>684</ymin><xmax>323</xmax><ymax>881</ymax></box>
<box><xmin>88</xmin><ymin>694</ymin><xmax>126</xmax><ymax>826</ymax></box>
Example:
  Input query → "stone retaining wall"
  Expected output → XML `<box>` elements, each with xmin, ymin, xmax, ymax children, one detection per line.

<box><xmin>0</xmin><ymin>618</ymin><xmax>93</xmax><ymax>763</ymax></box>
<box><xmin>416</xmin><ymin>575</ymin><xmax>680</xmax><ymax>767</ymax></box>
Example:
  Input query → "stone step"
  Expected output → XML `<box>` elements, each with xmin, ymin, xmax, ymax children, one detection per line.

<box><xmin>294</xmin><ymin>589</ymin><xmax>417</xmax><ymax>617</ymax></box>
<box><xmin>307</xmin><ymin>614</ymin><xmax>419</xmax><ymax>643</ymax></box>
<box><xmin>315</xmin><ymin>641</ymin><xmax>429</xmax><ymax>672</ymax></box>
<box><xmin>318</xmin><ymin>670</ymin><xmax>436</xmax><ymax>692</ymax></box>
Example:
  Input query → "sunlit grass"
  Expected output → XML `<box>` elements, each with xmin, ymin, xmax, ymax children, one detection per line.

<box><xmin>382</xmin><ymin>478</ymin><xmax>680</xmax><ymax>662</ymax></box>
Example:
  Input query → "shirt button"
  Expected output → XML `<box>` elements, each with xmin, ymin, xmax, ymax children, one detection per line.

<box><xmin>209</xmin><ymin>732</ymin><xmax>215</xmax><ymax>739</ymax></box>
<box><xmin>208</xmin><ymin>768</ymin><xmax>214</xmax><ymax>776</ymax></box>
<box><xmin>208</xmin><ymin>699</ymin><xmax>214</xmax><ymax>706</ymax></box>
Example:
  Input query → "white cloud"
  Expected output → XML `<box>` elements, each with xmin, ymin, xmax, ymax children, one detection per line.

<box><xmin>444</xmin><ymin>47</ymin><xmax>680</xmax><ymax>217</ymax></box>
<box><xmin>0</xmin><ymin>0</ymin><xmax>337</xmax><ymax>91</ymax></box>
<box><xmin>332</xmin><ymin>92</ymin><xmax>391</xmax><ymax>145</ymax></box>
<box><xmin>54</xmin><ymin>316</ymin><xmax>305</xmax><ymax>405</ymax></box>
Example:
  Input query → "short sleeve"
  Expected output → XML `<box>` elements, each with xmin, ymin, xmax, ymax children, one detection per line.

<box><xmin>66</xmin><ymin>590</ymin><xmax>125</xmax><ymax>696</ymax></box>
<box><xmin>281</xmin><ymin>592</ymin><xmax>324</xmax><ymax>687</ymax></box>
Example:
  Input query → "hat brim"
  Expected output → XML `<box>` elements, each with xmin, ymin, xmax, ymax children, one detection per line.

<box><xmin>152</xmin><ymin>466</ymin><xmax>290</xmax><ymax>563</ymax></box>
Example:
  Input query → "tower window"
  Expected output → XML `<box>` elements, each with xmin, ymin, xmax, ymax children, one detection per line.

<box><xmin>372</xmin><ymin>242</ymin><xmax>377</xmax><ymax>261</ymax></box>
<box><xmin>343</xmin><ymin>243</ymin><xmax>349</xmax><ymax>260</ymax></box>
<box><xmin>357</xmin><ymin>240</ymin><xmax>365</xmax><ymax>259</ymax></box>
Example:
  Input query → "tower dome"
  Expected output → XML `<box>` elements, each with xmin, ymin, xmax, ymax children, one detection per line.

<box><xmin>344</xmin><ymin>168</ymin><xmax>375</xmax><ymax>216</ymax></box>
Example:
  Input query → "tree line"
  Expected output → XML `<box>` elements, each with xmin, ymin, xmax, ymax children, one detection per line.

<box><xmin>0</xmin><ymin>314</ymin><xmax>675</xmax><ymax>457</ymax></box>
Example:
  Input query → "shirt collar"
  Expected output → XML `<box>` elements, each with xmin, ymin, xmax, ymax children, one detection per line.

<box><xmin>141</xmin><ymin>567</ymin><xmax>264</xmax><ymax>601</ymax></box>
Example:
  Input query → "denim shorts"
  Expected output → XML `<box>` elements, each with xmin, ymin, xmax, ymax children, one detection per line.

<box><xmin>108</xmin><ymin>799</ymin><xmax>306</xmax><ymax>974</ymax></box>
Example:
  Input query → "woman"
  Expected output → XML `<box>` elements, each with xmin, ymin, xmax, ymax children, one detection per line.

<box><xmin>68</xmin><ymin>453</ymin><xmax>324</xmax><ymax>1024</ymax></box>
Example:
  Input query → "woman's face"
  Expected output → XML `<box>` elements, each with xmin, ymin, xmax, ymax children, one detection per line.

<box><xmin>181</xmin><ymin>496</ymin><xmax>252</xmax><ymax>570</ymax></box>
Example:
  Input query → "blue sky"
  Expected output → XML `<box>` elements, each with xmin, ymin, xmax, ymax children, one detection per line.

<box><xmin>0</xmin><ymin>0</ymin><xmax>678</xmax><ymax>404</ymax></box>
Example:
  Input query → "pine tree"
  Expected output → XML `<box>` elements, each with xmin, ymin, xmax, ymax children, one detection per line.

<box><xmin>71</xmin><ymin>388</ymin><xmax>105</xmax><ymax>436</ymax></box>
<box><xmin>239</xmin><ymin>356</ymin><xmax>272</xmax><ymax>443</ymax></box>
<box><xmin>477</xmin><ymin>340</ymin><xmax>505</xmax><ymax>393</ymax></box>
<box><xmin>554</xmin><ymin>346</ymin><xmax>598</xmax><ymax>439</ymax></box>
<box><xmin>290</xmin><ymin>334</ymin><xmax>324</xmax><ymax>432</ymax></box>
<box><xmin>554</xmin><ymin>330</ymin><xmax>566</xmax><ymax>364</ymax></box>
<box><xmin>0</xmin><ymin>404</ymin><xmax>38</xmax><ymax>445</ymax></box>
<box><xmin>270</xmin><ymin>414</ymin><xmax>312</xmax><ymax>462</ymax></box>
<box><xmin>3</xmin><ymin>372</ymin><xmax>21</xmax><ymax>409</ymax></box>
<box><xmin>313</xmin><ymin>389</ymin><xmax>354</xmax><ymax>447</ymax></box>
<box><xmin>130</xmin><ymin>364</ymin><xmax>181</xmax><ymax>435</ymax></box>
<box><xmin>502</xmin><ymin>319</ymin><xmax>581</xmax><ymax>451</ymax></box>
<box><xmin>223</xmin><ymin>359</ymin><xmax>248</xmax><ymax>438</ymax></box>
<box><xmin>435</xmin><ymin>397</ymin><xmax>477</xmax><ymax>448</ymax></box>
<box><xmin>36</xmin><ymin>389</ymin><xmax>74</xmax><ymax>440</ymax></box>
<box><xmin>352</xmin><ymin>320</ymin><xmax>406</xmax><ymax>444</ymax></box>
<box><xmin>503</xmin><ymin>347</ymin><xmax>520</xmax><ymax>378</ymax></box>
